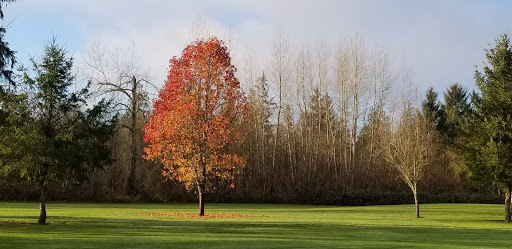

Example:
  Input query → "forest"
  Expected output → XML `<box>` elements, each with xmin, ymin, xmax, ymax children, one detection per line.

<box><xmin>1</xmin><ymin>1</ymin><xmax>512</xmax><ymax>222</ymax></box>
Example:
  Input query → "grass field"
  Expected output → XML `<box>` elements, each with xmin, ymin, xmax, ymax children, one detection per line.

<box><xmin>0</xmin><ymin>202</ymin><xmax>511</xmax><ymax>248</ymax></box>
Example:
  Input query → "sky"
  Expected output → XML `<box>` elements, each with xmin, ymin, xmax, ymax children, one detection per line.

<box><xmin>3</xmin><ymin>0</ymin><xmax>512</xmax><ymax>98</ymax></box>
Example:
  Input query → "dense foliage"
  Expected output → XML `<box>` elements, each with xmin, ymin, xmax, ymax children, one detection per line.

<box><xmin>0</xmin><ymin>39</ymin><xmax>116</xmax><ymax>223</ymax></box>
<box><xmin>461</xmin><ymin>34</ymin><xmax>512</xmax><ymax>222</ymax></box>
<box><xmin>144</xmin><ymin>37</ymin><xmax>248</xmax><ymax>215</ymax></box>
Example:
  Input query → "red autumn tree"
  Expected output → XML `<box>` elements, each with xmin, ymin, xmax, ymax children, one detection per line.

<box><xmin>144</xmin><ymin>37</ymin><xmax>248</xmax><ymax>216</ymax></box>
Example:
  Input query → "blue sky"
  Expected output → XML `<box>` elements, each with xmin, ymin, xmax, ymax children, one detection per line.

<box><xmin>3</xmin><ymin>0</ymin><xmax>512</xmax><ymax>97</ymax></box>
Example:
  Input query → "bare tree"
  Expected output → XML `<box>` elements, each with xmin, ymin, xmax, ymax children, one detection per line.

<box><xmin>82</xmin><ymin>43</ymin><xmax>154</xmax><ymax>196</ymax></box>
<box><xmin>364</xmin><ymin>45</ymin><xmax>394</xmax><ymax>183</ymax></box>
<box><xmin>294</xmin><ymin>45</ymin><xmax>313</xmax><ymax>186</ymax></box>
<box><xmin>188</xmin><ymin>16</ymin><xmax>210</xmax><ymax>43</ymax></box>
<box><xmin>269</xmin><ymin>30</ymin><xmax>293</xmax><ymax>181</ymax></box>
<box><xmin>334</xmin><ymin>41</ymin><xmax>351</xmax><ymax>187</ymax></box>
<box><xmin>334</xmin><ymin>35</ymin><xmax>370</xmax><ymax>188</ymax></box>
<box><xmin>379</xmin><ymin>99</ymin><xmax>440</xmax><ymax>218</ymax></box>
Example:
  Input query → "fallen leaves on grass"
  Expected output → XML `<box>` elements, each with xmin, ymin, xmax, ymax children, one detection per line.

<box><xmin>138</xmin><ymin>212</ymin><xmax>254</xmax><ymax>218</ymax></box>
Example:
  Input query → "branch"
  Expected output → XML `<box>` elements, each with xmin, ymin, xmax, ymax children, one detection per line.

<box><xmin>97</xmin><ymin>81</ymin><xmax>132</xmax><ymax>100</ymax></box>
<box><xmin>137</xmin><ymin>78</ymin><xmax>158</xmax><ymax>91</ymax></box>
<box><xmin>120</xmin><ymin>123</ymin><xmax>133</xmax><ymax>131</ymax></box>
<box><xmin>111</xmin><ymin>101</ymin><xmax>131</xmax><ymax>111</ymax></box>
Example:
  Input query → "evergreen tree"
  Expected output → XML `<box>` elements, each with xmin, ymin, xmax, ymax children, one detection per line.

<box><xmin>442</xmin><ymin>83</ymin><xmax>470</xmax><ymax>142</ymax></box>
<box><xmin>244</xmin><ymin>72</ymin><xmax>275</xmax><ymax>194</ymax></box>
<box><xmin>0</xmin><ymin>38</ymin><xmax>116</xmax><ymax>223</ymax></box>
<box><xmin>246</xmin><ymin>72</ymin><xmax>275</xmax><ymax>159</ymax></box>
<box><xmin>251</xmin><ymin>72</ymin><xmax>275</xmax><ymax>137</ymax></box>
<box><xmin>302</xmin><ymin>87</ymin><xmax>337</xmax><ymax>133</ymax></box>
<box><xmin>421</xmin><ymin>87</ymin><xmax>444</xmax><ymax>130</ymax></box>
<box><xmin>0</xmin><ymin>0</ymin><xmax>16</xmax><ymax>89</ymax></box>
<box><xmin>463</xmin><ymin>34</ymin><xmax>512</xmax><ymax>223</ymax></box>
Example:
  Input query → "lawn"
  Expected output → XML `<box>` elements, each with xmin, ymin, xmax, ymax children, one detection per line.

<box><xmin>0</xmin><ymin>202</ymin><xmax>511</xmax><ymax>248</ymax></box>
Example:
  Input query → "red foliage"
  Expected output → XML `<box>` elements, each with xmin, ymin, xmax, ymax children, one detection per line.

<box><xmin>144</xmin><ymin>37</ymin><xmax>248</xmax><ymax>192</ymax></box>
<box><xmin>138</xmin><ymin>212</ymin><xmax>254</xmax><ymax>218</ymax></box>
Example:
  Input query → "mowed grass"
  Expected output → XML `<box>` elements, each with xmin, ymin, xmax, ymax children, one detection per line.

<box><xmin>0</xmin><ymin>202</ymin><xmax>511</xmax><ymax>248</ymax></box>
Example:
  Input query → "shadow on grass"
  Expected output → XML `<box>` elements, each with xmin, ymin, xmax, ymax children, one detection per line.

<box><xmin>1</xmin><ymin>216</ymin><xmax>512</xmax><ymax>248</ymax></box>
<box><xmin>485</xmin><ymin>219</ymin><xmax>507</xmax><ymax>223</ymax></box>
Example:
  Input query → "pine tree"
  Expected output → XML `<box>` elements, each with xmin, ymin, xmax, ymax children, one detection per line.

<box><xmin>442</xmin><ymin>83</ymin><xmax>470</xmax><ymax>142</ymax></box>
<box><xmin>0</xmin><ymin>0</ymin><xmax>16</xmax><ymax>89</ymax></box>
<box><xmin>463</xmin><ymin>34</ymin><xmax>512</xmax><ymax>223</ymax></box>
<box><xmin>0</xmin><ymin>38</ymin><xmax>116</xmax><ymax>223</ymax></box>
<box><xmin>245</xmin><ymin>72</ymin><xmax>275</xmax><ymax>195</ymax></box>
<box><xmin>302</xmin><ymin>88</ymin><xmax>337</xmax><ymax>133</ymax></box>
<box><xmin>421</xmin><ymin>87</ymin><xmax>444</xmax><ymax>130</ymax></box>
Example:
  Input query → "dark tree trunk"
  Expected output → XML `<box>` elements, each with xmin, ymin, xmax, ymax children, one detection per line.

<box><xmin>198</xmin><ymin>185</ymin><xmax>205</xmax><ymax>216</ymax></box>
<box><xmin>505</xmin><ymin>186</ymin><xmax>511</xmax><ymax>223</ymax></box>
<box><xmin>127</xmin><ymin>119</ymin><xmax>137</xmax><ymax>195</ymax></box>
<box><xmin>38</xmin><ymin>181</ymin><xmax>46</xmax><ymax>224</ymax></box>
<box><xmin>127</xmin><ymin>76</ymin><xmax>138</xmax><ymax>196</ymax></box>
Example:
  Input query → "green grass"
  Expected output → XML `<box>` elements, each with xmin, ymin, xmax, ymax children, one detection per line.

<box><xmin>0</xmin><ymin>202</ymin><xmax>511</xmax><ymax>248</ymax></box>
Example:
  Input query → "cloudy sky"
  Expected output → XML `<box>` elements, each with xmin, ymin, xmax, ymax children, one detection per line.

<box><xmin>4</xmin><ymin>0</ymin><xmax>512</xmax><ymax>96</ymax></box>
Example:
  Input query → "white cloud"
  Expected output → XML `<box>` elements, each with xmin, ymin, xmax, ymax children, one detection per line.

<box><xmin>6</xmin><ymin>0</ymin><xmax>512</xmax><ymax>96</ymax></box>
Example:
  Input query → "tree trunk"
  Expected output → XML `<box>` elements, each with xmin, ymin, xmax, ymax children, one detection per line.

<box><xmin>198</xmin><ymin>186</ymin><xmax>205</xmax><ymax>216</ymax></box>
<box><xmin>505</xmin><ymin>186</ymin><xmax>511</xmax><ymax>223</ymax></box>
<box><xmin>127</xmin><ymin>76</ymin><xmax>138</xmax><ymax>196</ymax></box>
<box><xmin>413</xmin><ymin>189</ymin><xmax>420</xmax><ymax>218</ymax></box>
<box><xmin>127</xmin><ymin>120</ymin><xmax>137</xmax><ymax>195</ymax></box>
<box><xmin>38</xmin><ymin>181</ymin><xmax>46</xmax><ymax>224</ymax></box>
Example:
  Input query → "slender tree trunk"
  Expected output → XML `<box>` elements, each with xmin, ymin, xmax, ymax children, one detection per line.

<box><xmin>198</xmin><ymin>185</ymin><xmax>205</xmax><ymax>216</ymax></box>
<box><xmin>38</xmin><ymin>180</ymin><xmax>47</xmax><ymax>224</ymax></box>
<box><xmin>271</xmin><ymin>81</ymin><xmax>282</xmax><ymax>197</ymax></box>
<box><xmin>286</xmin><ymin>126</ymin><xmax>294</xmax><ymax>186</ymax></box>
<box><xmin>413</xmin><ymin>185</ymin><xmax>420</xmax><ymax>218</ymax></box>
<box><xmin>505</xmin><ymin>186</ymin><xmax>511</xmax><ymax>223</ymax></box>
<box><xmin>127</xmin><ymin>119</ymin><xmax>137</xmax><ymax>195</ymax></box>
<box><xmin>127</xmin><ymin>76</ymin><xmax>138</xmax><ymax>196</ymax></box>
<box><xmin>198</xmin><ymin>150</ymin><xmax>207</xmax><ymax>216</ymax></box>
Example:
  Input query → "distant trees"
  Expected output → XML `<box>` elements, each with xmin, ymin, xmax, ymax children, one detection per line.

<box><xmin>269</xmin><ymin>31</ymin><xmax>292</xmax><ymax>187</ymax></box>
<box><xmin>5</xmin><ymin>24</ymin><xmax>512</xmax><ymax>214</ymax></box>
<box><xmin>243</xmin><ymin>72</ymin><xmax>275</xmax><ymax>196</ymax></box>
<box><xmin>0</xmin><ymin>39</ymin><xmax>115</xmax><ymax>223</ymax></box>
<box><xmin>144</xmin><ymin>37</ymin><xmax>248</xmax><ymax>216</ymax></box>
<box><xmin>83</xmin><ymin>44</ymin><xmax>153</xmax><ymax>196</ymax></box>
<box><xmin>463</xmin><ymin>34</ymin><xmax>512</xmax><ymax>223</ymax></box>
<box><xmin>235</xmin><ymin>34</ymin><xmax>456</xmax><ymax>204</ymax></box>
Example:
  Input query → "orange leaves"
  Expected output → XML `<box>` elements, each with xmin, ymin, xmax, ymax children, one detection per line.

<box><xmin>144</xmin><ymin>36</ymin><xmax>249</xmax><ymax>192</ymax></box>
<box><xmin>138</xmin><ymin>212</ymin><xmax>254</xmax><ymax>218</ymax></box>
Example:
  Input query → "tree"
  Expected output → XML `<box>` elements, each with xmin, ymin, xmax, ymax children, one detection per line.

<box><xmin>144</xmin><ymin>37</ymin><xmax>248</xmax><ymax>216</ymax></box>
<box><xmin>83</xmin><ymin>44</ymin><xmax>153</xmax><ymax>196</ymax></box>
<box><xmin>300</xmin><ymin>88</ymin><xmax>337</xmax><ymax>187</ymax></box>
<box><xmin>269</xmin><ymin>31</ymin><xmax>292</xmax><ymax>183</ymax></box>
<box><xmin>0</xmin><ymin>39</ymin><xmax>115</xmax><ymax>223</ymax></box>
<box><xmin>463</xmin><ymin>34</ymin><xmax>512</xmax><ymax>223</ymax></box>
<box><xmin>442</xmin><ymin>83</ymin><xmax>469</xmax><ymax>142</ymax></box>
<box><xmin>0</xmin><ymin>0</ymin><xmax>16</xmax><ymax>89</ymax></box>
<box><xmin>335</xmin><ymin>35</ymin><xmax>370</xmax><ymax>184</ymax></box>
<box><xmin>245</xmin><ymin>72</ymin><xmax>275</xmax><ymax>195</ymax></box>
<box><xmin>379</xmin><ymin>104</ymin><xmax>440</xmax><ymax>218</ymax></box>
<box><xmin>0</xmin><ymin>0</ymin><xmax>15</xmax><ymax>19</ymax></box>
<box><xmin>421</xmin><ymin>87</ymin><xmax>444</xmax><ymax>129</ymax></box>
